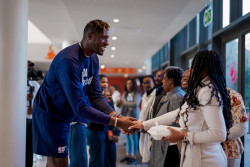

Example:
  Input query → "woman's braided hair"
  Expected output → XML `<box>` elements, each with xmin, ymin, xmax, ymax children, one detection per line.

<box><xmin>178</xmin><ymin>50</ymin><xmax>232</xmax><ymax>131</ymax></box>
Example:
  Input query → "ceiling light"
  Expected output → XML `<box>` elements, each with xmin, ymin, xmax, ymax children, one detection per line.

<box><xmin>138</xmin><ymin>69</ymin><xmax>142</xmax><ymax>73</ymax></box>
<box><xmin>100</xmin><ymin>65</ymin><xmax>105</xmax><ymax>69</ymax></box>
<box><xmin>142</xmin><ymin>65</ymin><xmax>146</xmax><ymax>70</ymax></box>
<box><xmin>112</xmin><ymin>36</ymin><xmax>117</xmax><ymax>40</ymax></box>
<box><xmin>113</xmin><ymin>19</ymin><xmax>119</xmax><ymax>23</ymax></box>
<box><xmin>110</xmin><ymin>55</ymin><xmax>115</xmax><ymax>58</ymax></box>
<box><xmin>111</xmin><ymin>47</ymin><xmax>116</xmax><ymax>50</ymax></box>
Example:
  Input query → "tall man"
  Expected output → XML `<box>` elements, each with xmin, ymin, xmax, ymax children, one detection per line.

<box><xmin>32</xmin><ymin>19</ymin><xmax>135</xmax><ymax>167</ymax></box>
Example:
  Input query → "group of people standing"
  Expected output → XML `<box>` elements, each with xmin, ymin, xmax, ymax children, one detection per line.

<box><xmin>131</xmin><ymin>50</ymin><xmax>248</xmax><ymax>167</ymax></box>
<box><xmin>28</xmin><ymin>18</ymin><xmax>248</xmax><ymax>167</ymax></box>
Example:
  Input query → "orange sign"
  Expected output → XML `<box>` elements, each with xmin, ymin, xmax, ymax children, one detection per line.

<box><xmin>47</xmin><ymin>45</ymin><xmax>56</xmax><ymax>60</ymax></box>
<box><xmin>100</xmin><ymin>67</ymin><xmax>137</xmax><ymax>74</ymax></box>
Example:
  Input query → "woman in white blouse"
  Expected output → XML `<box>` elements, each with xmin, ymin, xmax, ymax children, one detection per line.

<box><xmin>130</xmin><ymin>50</ymin><xmax>232</xmax><ymax>167</ymax></box>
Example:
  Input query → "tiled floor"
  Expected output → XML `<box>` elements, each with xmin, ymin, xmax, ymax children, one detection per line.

<box><xmin>116</xmin><ymin>134</ymin><xmax>148</xmax><ymax>167</ymax></box>
<box><xmin>33</xmin><ymin>133</ymin><xmax>148</xmax><ymax>167</ymax></box>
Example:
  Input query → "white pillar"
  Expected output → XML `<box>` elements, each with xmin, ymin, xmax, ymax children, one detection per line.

<box><xmin>0</xmin><ymin>0</ymin><xmax>28</xmax><ymax>166</ymax></box>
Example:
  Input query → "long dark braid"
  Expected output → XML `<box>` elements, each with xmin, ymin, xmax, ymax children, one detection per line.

<box><xmin>182</xmin><ymin>50</ymin><xmax>232</xmax><ymax>131</ymax></box>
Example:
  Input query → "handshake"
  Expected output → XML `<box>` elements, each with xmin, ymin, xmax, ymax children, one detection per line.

<box><xmin>109</xmin><ymin>112</ymin><xmax>186</xmax><ymax>142</ymax></box>
<box><xmin>109</xmin><ymin>112</ymin><xmax>144</xmax><ymax>135</ymax></box>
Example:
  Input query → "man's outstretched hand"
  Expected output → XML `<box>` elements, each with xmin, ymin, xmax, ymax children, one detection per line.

<box><xmin>117</xmin><ymin>116</ymin><xmax>139</xmax><ymax>135</ymax></box>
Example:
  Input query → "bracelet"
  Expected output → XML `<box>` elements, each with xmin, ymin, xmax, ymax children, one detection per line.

<box><xmin>117</xmin><ymin>114</ymin><xmax>122</xmax><ymax>118</ymax></box>
<box><xmin>114</xmin><ymin>117</ymin><xmax>118</xmax><ymax>127</ymax></box>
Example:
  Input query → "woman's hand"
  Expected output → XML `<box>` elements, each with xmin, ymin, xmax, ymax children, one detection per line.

<box><xmin>129</xmin><ymin>121</ymin><xmax>144</xmax><ymax>130</ymax></box>
<box><xmin>161</xmin><ymin>127</ymin><xmax>185</xmax><ymax>143</ymax></box>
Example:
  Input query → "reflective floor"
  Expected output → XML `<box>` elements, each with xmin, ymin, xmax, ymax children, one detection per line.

<box><xmin>33</xmin><ymin>133</ymin><xmax>148</xmax><ymax>167</ymax></box>
<box><xmin>33</xmin><ymin>133</ymin><xmax>250</xmax><ymax>167</ymax></box>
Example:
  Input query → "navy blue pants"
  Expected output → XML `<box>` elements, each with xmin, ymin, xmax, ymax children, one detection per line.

<box><xmin>68</xmin><ymin>123</ymin><xmax>88</xmax><ymax>167</ymax></box>
<box><xmin>86</xmin><ymin>128</ymin><xmax>116</xmax><ymax>167</ymax></box>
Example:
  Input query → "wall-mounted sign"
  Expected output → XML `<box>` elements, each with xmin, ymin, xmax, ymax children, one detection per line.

<box><xmin>203</xmin><ymin>5</ymin><xmax>213</xmax><ymax>27</ymax></box>
<box><xmin>100</xmin><ymin>67</ymin><xmax>137</xmax><ymax>74</ymax></box>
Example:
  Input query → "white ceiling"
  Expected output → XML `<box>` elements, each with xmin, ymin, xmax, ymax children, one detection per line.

<box><xmin>28</xmin><ymin>0</ymin><xmax>210</xmax><ymax>75</ymax></box>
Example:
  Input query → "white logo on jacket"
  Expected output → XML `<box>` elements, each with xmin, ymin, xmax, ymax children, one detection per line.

<box><xmin>82</xmin><ymin>68</ymin><xmax>93</xmax><ymax>86</ymax></box>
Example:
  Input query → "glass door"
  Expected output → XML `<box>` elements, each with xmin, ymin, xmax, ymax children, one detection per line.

<box><xmin>225</xmin><ymin>38</ymin><xmax>239</xmax><ymax>91</ymax></box>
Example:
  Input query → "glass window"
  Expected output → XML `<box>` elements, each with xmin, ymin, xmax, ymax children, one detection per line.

<box><xmin>164</xmin><ymin>44</ymin><xmax>168</xmax><ymax>61</ymax></box>
<box><xmin>188</xmin><ymin>17</ymin><xmax>197</xmax><ymax>47</ymax></box>
<box><xmin>207</xmin><ymin>43</ymin><xmax>212</xmax><ymax>50</ymax></box>
<box><xmin>225</xmin><ymin>38</ymin><xmax>238</xmax><ymax>91</ymax></box>
<box><xmin>244</xmin><ymin>32</ymin><xmax>250</xmax><ymax>167</ymax></box>
<box><xmin>223</xmin><ymin>0</ymin><xmax>230</xmax><ymax>28</ymax></box>
<box><xmin>243</xmin><ymin>0</ymin><xmax>250</xmax><ymax>16</ymax></box>
<box><xmin>188</xmin><ymin>58</ymin><xmax>193</xmax><ymax>68</ymax></box>
<box><xmin>196</xmin><ymin>14</ymin><xmax>199</xmax><ymax>44</ymax></box>
<box><xmin>207</xmin><ymin>23</ymin><xmax>212</xmax><ymax>40</ymax></box>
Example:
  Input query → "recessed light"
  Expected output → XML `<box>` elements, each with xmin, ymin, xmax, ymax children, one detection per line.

<box><xmin>113</xmin><ymin>19</ymin><xmax>119</xmax><ymax>23</ymax></box>
<box><xmin>100</xmin><ymin>65</ymin><xmax>105</xmax><ymax>69</ymax></box>
<box><xmin>110</xmin><ymin>55</ymin><xmax>115</xmax><ymax>58</ymax></box>
<box><xmin>111</xmin><ymin>47</ymin><xmax>116</xmax><ymax>50</ymax></box>
<box><xmin>112</xmin><ymin>36</ymin><xmax>117</xmax><ymax>40</ymax></box>
<box><xmin>142</xmin><ymin>65</ymin><xmax>146</xmax><ymax>70</ymax></box>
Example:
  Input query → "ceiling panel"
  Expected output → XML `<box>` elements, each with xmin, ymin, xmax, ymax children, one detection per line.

<box><xmin>28</xmin><ymin>0</ymin><xmax>210</xmax><ymax>75</ymax></box>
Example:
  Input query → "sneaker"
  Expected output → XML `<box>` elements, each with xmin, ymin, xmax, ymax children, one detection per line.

<box><xmin>120</xmin><ymin>157</ymin><xmax>130</xmax><ymax>163</ymax></box>
<box><xmin>126</xmin><ymin>158</ymin><xmax>137</xmax><ymax>165</ymax></box>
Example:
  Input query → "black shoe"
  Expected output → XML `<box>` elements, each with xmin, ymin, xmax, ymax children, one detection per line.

<box><xmin>120</xmin><ymin>157</ymin><xmax>130</xmax><ymax>163</ymax></box>
<box><xmin>126</xmin><ymin>158</ymin><xmax>137</xmax><ymax>165</ymax></box>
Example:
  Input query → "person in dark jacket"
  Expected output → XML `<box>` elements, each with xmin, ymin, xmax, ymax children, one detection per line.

<box><xmin>87</xmin><ymin>74</ymin><xmax>120</xmax><ymax>167</ymax></box>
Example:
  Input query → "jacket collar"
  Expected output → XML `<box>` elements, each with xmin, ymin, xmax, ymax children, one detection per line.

<box><xmin>201</xmin><ymin>76</ymin><xmax>210</xmax><ymax>85</ymax></box>
<box><xmin>146</xmin><ymin>88</ymin><xmax>155</xmax><ymax>96</ymax></box>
